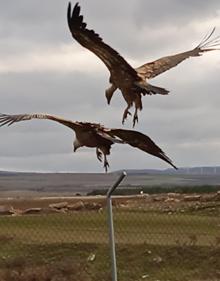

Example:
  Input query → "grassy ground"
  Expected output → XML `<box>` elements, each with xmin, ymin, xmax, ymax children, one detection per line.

<box><xmin>0</xmin><ymin>208</ymin><xmax>219</xmax><ymax>280</ymax></box>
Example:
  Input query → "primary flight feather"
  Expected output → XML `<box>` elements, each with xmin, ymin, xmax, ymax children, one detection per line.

<box><xmin>67</xmin><ymin>2</ymin><xmax>220</xmax><ymax>127</ymax></box>
<box><xmin>0</xmin><ymin>113</ymin><xmax>177</xmax><ymax>172</ymax></box>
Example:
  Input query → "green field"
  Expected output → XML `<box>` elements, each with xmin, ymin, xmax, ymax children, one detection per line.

<box><xmin>0</xmin><ymin>208</ymin><xmax>219</xmax><ymax>281</ymax></box>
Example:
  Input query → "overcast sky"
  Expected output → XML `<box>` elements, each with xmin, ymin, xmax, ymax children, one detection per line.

<box><xmin>0</xmin><ymin>0</ymin><xmax>220</xmax><ymax>173</ymax></box>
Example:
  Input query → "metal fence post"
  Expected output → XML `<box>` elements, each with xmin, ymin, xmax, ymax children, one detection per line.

<box><xmin>107</xmin><ymin>171</ymin><xmax>127</xmax><ymax>281</ymax></box>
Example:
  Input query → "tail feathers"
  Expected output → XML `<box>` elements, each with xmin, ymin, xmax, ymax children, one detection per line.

<box><xmin>135</xmin><ymin>81</ymin><xmax>169</xmax><ymax>96</ymax></box>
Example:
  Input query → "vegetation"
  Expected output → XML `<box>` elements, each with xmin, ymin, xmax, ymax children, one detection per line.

<box><xmin>88</xmin><ymin>184</ymin><xmax>220</xmax><ymax>195</ymax></box>
<box><xmin>0</xmin><ymin>207</ymin><xmax>219</xmax><ymax>280</ymax></box>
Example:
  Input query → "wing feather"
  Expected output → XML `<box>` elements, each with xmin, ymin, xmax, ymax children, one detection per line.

<box><xmin>110</xmin><ymin>129</ymin><xmax>177</xmax><ymax>169</ymax></box>
<box><xmin>67</xmin><ymin>2</ymin><xmax>138</xmax><ymax>78</ymax></box>
<box><xmin>0</xmin><ymin>113</ymin><xmax>80</xmax><ymax>130</ymax></box>
<box><xmin>96</xmin><ymin>130</ymin><xmax>124</xmax><ymax>144</ymax></box>
<box><xmin>136</xmin><ymin>28</ymin><xmax>220</xmax><ymax>79</ymax></box>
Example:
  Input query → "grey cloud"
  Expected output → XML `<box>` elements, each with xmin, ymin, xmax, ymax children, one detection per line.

<box><xmin>0</xmin><ymin>152</ymin><xmax>98</xmax><ymax>173</ymax></box>
<box><xmin>0</xmin><ymin>1</ymin><xmax>68</xmax><ymax>41</ymax></box>
<box><xmin>135</xmin><ymin>0</ymin><xmax>220</xmax><ymax>27</ymax></box>
<box><xmin>1</xmin><ymin>1</ymin><xmax>219</xmax><ymax>62</ymax></box>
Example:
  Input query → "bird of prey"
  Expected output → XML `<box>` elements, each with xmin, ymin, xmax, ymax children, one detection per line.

<box><xmin>0</xmin><ymin>113</ymin><xmax>177</xmax><ymax>172</ymax></box>
<box><xmin>67</xmin><ymin>2</ymin><xmax>220</xmax><ymax>127</ymax></box>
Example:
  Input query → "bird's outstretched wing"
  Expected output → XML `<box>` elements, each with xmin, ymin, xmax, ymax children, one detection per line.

<box><xmin>109</xmin><ymin>128</ymin><xmax>177</xmax><ymax>169</ymax></box>
<box><xmin>67</xmin><ymin>2</ymin><xmax>138</xmax><ymax>78</ymax></box>
<box><xmin>136</xmin><ymin>28</ymin><xmax>220</xmax><ymax>79</ymax></box>
<box><xmin>0</xmin><ymin>113</ymin><xmax>80</xmax><ymax>130</ymax></box>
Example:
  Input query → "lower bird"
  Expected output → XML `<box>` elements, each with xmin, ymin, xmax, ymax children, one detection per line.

<box><xmin>0</xmin><ymin>113</ymin><xmax>177</xmax><ymax>172</ymax></box>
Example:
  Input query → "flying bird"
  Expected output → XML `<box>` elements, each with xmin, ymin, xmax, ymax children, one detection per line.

<box><xmin>0</xmin><ymin>113</ymin><xmax>177</xmax><ymax>172</ymax></box>
<box><xmin>67</xmin><ymin>2</ymin><xmax>220</xmax><ymax>127</ymax></box>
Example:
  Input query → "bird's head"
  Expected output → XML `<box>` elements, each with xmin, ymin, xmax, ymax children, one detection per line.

<box><xmin>73</xmin><ymin>138</ymin><xmax>82</xmax><ymax>152</ymax></box>
<box><xmin>105</xmin><ymin>88</ymin><xmax>114</xmax><ymax>105</ymax></box>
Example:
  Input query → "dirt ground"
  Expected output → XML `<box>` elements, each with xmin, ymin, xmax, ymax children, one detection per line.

<box><xmin>0</xmin><ymin>191</ymin><xmax>220</xmax><ymax>214</ymax></box>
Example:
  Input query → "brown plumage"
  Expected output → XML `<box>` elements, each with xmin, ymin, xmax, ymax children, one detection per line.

<box><xmin>67</xmin><ymin>2</ymin><xmax>220</xmax><ymax>127</ymax></box>
<box><xmin>0</xmin><ymin>113</ymin><xmax>177</xmax><ymax>172</ymax></box>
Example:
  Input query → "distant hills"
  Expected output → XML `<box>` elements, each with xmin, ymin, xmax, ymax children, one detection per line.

<box><xmin>0</xmin><ymin>167</ymin><xmax>220</xmax><ymax>196</ymax></box>
<box><xmin>114</xmin><ymin>166</ymin><xmax>220</xmax><ymax>175</ymax></box>
<box><xmin>1</xmin><ymin>166</ymin><xmax>220</xmax><ymax>176</ymax></box>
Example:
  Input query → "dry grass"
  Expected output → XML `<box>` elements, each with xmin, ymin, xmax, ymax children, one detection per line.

<box><xmin>0</xmin><ymin>196</ymin><xmax>219</xmax><ymax>280</ymax></box>
<box><xmin>1</xmin><ymin>259</ymin><xmax>91</xmax><ymax>281</ymax></box>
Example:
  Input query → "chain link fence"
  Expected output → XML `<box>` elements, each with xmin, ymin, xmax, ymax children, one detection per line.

<box><xmin>0</xmin><ymin>190</ymin><xmax>219</xmax><ymax>281</ymax></box>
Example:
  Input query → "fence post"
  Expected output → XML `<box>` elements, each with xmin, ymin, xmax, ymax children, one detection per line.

<box><xmin>106</xmin><ymin>171</ymin><xmax>127</xmax><ymax>281</ymax></box>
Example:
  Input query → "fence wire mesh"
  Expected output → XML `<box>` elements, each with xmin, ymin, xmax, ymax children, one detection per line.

<box><xmin>0</xmin><ymin>192</ymin><xmax>219</xmax><ymax>281</ymax></box>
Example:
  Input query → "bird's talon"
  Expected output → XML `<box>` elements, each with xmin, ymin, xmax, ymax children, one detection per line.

<box><xmin>133</xmin><ymin>115</ymin><xmax>138</xmax><ymax>127</ymax></box>
<box><xmin>96</xmin><ymin>149</ymin><xmax>103</xmax><ymax>162</ymax></box>
<box><xmin>122</xmin><ymin>115</ymin><xmax>127</xmax><ymax>125</ymax></box>
<box><xmin>104</xmin><ymin>160</ymin><xmax>110</xmax><ymax>172</ymax></box>
<box><xmin>97</xmin><ymin>154</ymin><xmax>102</xmax><ymax>162</ymax></box>
<box><xmin>122</xmin><ymin>108</ymin><xmax>132</xmax><ymax>125</ymax></box>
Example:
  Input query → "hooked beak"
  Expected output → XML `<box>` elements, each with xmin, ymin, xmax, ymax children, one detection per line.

<box><xmin>105</xmin><ymin>89</ymin><xmax>113</xmax><ymax>105</ymax></box>
<box><xmin>73</xmin><ymin>146</ymin><xmax>77</xmax><ymax>152</ymax></box>
<box><xmin>106</xmin><ymin>94</ymin><xmax>111</xmax><ymax>105</ymax></box>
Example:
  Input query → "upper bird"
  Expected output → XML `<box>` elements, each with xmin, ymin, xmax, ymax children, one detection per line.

<box><xmin>0</xmin><ymin>113</ymin><xmax>177</xmax><ymax>172</ymax></box>
<box><xmin>67</xmin><ymin>2</ymin><xmax>220</xmax><ymax>127</ymax></box>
